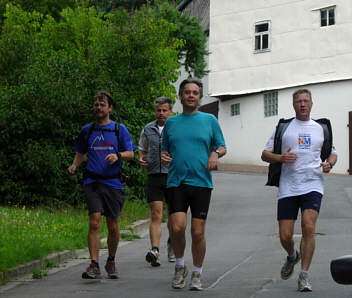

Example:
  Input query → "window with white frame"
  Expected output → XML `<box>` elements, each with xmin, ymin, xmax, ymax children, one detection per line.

<box><xmin>264</xmin><ymin>92</ymin><xmax>278</xmax><ymax>117</ymax></box>
<box><xmin>320</xmin><ymin>7</ymin><xmax>335</xmax><ymax>27</ymax></box>
<box><xmin>255</xmin><ymin>21</ymin><xmax>270</xmax><ymax>52</ymax></box>
<box><xmin>231</xmin><ymin>103</ymin><xmax>240</xmax><ymax>116</ymax></box>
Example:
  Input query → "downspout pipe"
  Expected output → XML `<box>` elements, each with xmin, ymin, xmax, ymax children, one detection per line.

<box><xmin>176</xmin><ymin>0</ymin><xmax>193</xmax><ymax>11</ymax></box>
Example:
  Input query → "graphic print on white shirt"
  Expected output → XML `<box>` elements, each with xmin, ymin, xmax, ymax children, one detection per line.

<box><xmin>298</xmin><ymin>133</ymin><xmax>311</xmax><ymax>150</ymax></box>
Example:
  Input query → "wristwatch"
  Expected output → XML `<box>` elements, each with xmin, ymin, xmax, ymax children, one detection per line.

<box><xmin>328</xmin><ymin>161</ymin><xmax>334</xmax><ymax>169</ymax></box>
<box><xmin>117</xmin><ymin>152</ymin><xmax>122</xmax><ymax>161</ymax></box>
<box><xmin>215</xmin><ymin>149</ymin><xmax>220</xmax><ymax>156</ymax></box>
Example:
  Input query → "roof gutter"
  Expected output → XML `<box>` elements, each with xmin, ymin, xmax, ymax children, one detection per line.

<box><xmin>177</xmin><ymin>0</ymin><xmax>193</xmax><ymax>11</ymax></box>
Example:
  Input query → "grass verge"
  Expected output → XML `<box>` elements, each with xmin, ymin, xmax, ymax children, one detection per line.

<box><xmin>0</xmin><ymin>199</ymin><xmax>149</xmax><ymax>272</ymax></box>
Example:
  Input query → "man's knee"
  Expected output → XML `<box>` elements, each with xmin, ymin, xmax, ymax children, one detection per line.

<box><xmin>191</xmin><ymin>228</ymin><xmax>205</xmax><ymax>242</ymax></box>
<box><xmin>89</xmin><ymin>219</ymin><xmax>101</xmax><ymax>232</ymax></box>
<box><xmin>279</xmin><ymin>228</ymin><xmax>293</xmax><ymax>243</ymax></box>
<box><xmin>172</xmin><ymin>220</ymin><xmax>186</xmax><ymax>235</ymax></box>
<box><xmin>150</xmin><ymin>208</ymin><xmax>163</xmax><ymax>222</ymax></box>
<box><xmin>301</xmin><ymin>222</ymin><xmax>315</xmax><ymax>237</ymax></box>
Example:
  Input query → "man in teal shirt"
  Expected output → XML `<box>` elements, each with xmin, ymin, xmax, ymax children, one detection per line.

<box><xmin>161</xmin><ymin>78</ymin><xmax>226</xmax><ymax>291</ymax></box>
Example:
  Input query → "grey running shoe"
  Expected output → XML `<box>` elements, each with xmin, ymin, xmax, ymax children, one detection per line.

<box><xmin>172</xmin><ymin>265</ymin><xmax>188</xmax><ymax>289</ymax></box>
<box><xmin>105</xmin><ymin>261</ymin><xmax>119</xmax><ymax>279</ymax></box>
<box><xmin>281</xmin><ymin>250</ymin><xmax>301</xmax><ymax>280</ymax></box>
<box><xmin>190</xmin><ymin>272</ymin><xmax>203</xmax><ymax>291</ymax></box>
<box><xmin>82</xmin><ymin>263</ymin><xmax>101</xmax><ymax>279</ymax></box>
<box><xmin>298</xmin><ymin>274</ymin><xmax>312</xmax><ymax>292</ymax></box>
<box><xmin>167</xmin><ymin>239</ymin><xmax>176</xmax><ymax>262</ymax></box>
<box><xmin>146</xmin><ymin>249</ymin><xmax>161</xmax><ymax>267</ymax></box>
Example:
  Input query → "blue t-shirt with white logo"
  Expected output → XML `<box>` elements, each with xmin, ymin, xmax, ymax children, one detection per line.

<box><xmin>161</xmin><ymin>112</ymin><xmax>226</xmax><ymax>189</ymax></box>
<box><xmin>74</xmin><ymin>120</ymin><xmax>136</xmax><ymax>189</ymax></box>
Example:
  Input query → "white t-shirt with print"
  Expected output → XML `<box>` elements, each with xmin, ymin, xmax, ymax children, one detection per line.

<box><xmin>264</xmin><ymin>118</ymin><xmax>333</xmax><ymax>200</ymax></box>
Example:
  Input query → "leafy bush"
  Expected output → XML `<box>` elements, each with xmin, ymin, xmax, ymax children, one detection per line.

<box><xmin>0</xmin><ymin>4</ymin><xmax>186</xmax><ymax>206</ymax></box>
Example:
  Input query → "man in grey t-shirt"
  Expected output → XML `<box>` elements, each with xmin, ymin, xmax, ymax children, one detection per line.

<box><xmin>138</xmin><ymin>97</ymin><xmax>175</xmax><ymax>266</ymax></box>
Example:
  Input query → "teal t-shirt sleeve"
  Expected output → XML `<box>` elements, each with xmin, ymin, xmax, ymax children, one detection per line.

<box><xmin>211</xmin><ymin>117</ymin><xmax>226</xmax><ymax>150</ymax></box>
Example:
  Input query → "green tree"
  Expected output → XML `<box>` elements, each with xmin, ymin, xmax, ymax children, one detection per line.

<box><xmin>0</xmin><ymin>4</ymin><xmax>181</xmax><ymax>206</ymax></box>
<box><xmin>91</xmin><ymin>0</ymin><xmax>208</xmax><ymax>77</ymax></box>
<box><xmin>0</xmin><ymin>0</ymin><xmax>76</xmax><ymax>27</ymax></box>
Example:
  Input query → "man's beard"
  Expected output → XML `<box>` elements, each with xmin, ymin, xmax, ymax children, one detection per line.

<box><xmin>94</xmin><ymin>111</ymin><xmax>108</xmax><ymax>120</ymax></box>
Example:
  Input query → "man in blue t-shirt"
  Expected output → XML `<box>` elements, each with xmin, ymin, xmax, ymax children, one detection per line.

<box><xmin>161</xmin><ymin>78</ymin><xmax>226</xmax><ymax>291</ymax></box>
<box><xmin>68</xmin><ymin>91</ymin><xmax>135</xmax><ymax>279</ymax></box>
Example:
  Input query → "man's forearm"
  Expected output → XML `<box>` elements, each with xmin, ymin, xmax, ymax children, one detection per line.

<box><xmin>215</xmin><ymin>146</ymin><xmax>226</xmax><ymax>158</ymax></box>
<box><xmin>261</xmin><ymin>150</ymin><xmax>282</xmax><ymax>164</ymax></box>
<box><xmin>120</xmin><ymin>150</ymin><xmax>134</xmax><ymax>160</ymax></box>
<box><xmin>73</xmin><ymin>152</ymin><xmax>86</xmax><ymax>167</ymax></box>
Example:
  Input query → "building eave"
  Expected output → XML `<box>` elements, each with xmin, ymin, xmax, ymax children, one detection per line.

<box><xmin>211</xmin><ymin>77</ymin><xmax>352</xmax><ymax>101</ymax></box>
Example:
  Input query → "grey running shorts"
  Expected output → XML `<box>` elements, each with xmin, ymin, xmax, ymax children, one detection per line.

<box><xmin>83</xmin><ymin>182</ymin><xmax>125</xmax><ymax>218</ymax></box>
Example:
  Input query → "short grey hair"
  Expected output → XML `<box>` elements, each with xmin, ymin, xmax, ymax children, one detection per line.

<box><xmin>178</xmin><ymin>77</ymin><xmax>203</xmax><ymax>99</ymax></box>
<box><xmin>154</xmin><ymin>97</ymin><xmax>173</xmax><ymax>110</ymax></box>
<box><xmin>292</xmin><ymin>89</ymin><xmax>312</xmax><ymax>102</ymax></box>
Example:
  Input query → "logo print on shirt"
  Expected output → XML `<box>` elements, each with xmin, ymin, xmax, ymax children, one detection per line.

<box><xmin>298</xmin><ymin>133</ymin><xmax>311</xmax><ymax>150</ymax></box>
<box><xmin>91</xmin><ymin>134</ymin><xmax>114</xmax><ymax>153</ymax></box>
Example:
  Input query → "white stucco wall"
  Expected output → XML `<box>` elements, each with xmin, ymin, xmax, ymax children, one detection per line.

<box><xmin>219</xmin><ymin>80</ymin><xmax>352</xmax><ymax>174</ymax></box>
<box><xmin>209</xmin><ymin>0</ymin><xmax>352</xmax><ymax>96</ymax></box>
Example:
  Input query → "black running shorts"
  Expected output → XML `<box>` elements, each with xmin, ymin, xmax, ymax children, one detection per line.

<box><xmin>277</xmin><ymin>191</ymin><xmax>323</xmax><ymax>220</ymax></box>
<box><xmin>83</xmin><ymin>182</ymin><xmax>125</xmax><ymax>219</ymax></box>
<box><xmin>146</xmin><ymin>174</ymin><xmax>168</xmax><ymax>204</ymax></box>
<box><xmin>167</xmin><ymin>184</ymin><xmax>212</xmax><ymax>220</ymax></box>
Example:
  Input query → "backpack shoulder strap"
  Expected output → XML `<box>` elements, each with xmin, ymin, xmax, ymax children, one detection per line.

<box><xmin>115</xmin><ymin>122</ymin><xmax>122</xmax><ymax>152</ymax></box>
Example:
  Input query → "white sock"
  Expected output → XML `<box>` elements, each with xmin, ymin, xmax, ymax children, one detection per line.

<box><xmin>300</xmin><ymin>270</ymin><xmax>309</xmax><ymax>278</ymax></box>
<box><xmin>176</xmin><ymin>257</ymin><xmax>184</xmax><ymax>267</ymax></box>
<box><xmin>192</xmin><ymin>266</ymin><xmax>203</xmax><ymax>274</ymax></box>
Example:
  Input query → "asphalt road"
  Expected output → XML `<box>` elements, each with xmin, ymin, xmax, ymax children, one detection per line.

<box><xmin>2</xmin><ymin>172</ymin><xmax>352</xmax><ymax>298</ymax></box>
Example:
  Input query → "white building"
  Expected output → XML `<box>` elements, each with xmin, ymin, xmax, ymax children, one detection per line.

<box><xmin>209</xmin><ymin>0</ymin><xmax>352</xmax><ymax>174</ymax></box>
<box><xmin>175</xmin><ymin>0</ymin><xmax>219</xmax><ymax>115</ymax></box>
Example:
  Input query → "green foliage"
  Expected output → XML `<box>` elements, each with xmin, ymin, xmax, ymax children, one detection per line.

<box><xmin>154</xmin><ymin>3</ymin><xmax>208</xmax><ymax>77</ymax></box>
<box><xmin>0</xmin><ymin>201</ymin><xmax>149</xmax><ymax>272</ymax></box>
<box><xmin>120</xmin><ymin>232</ymin><xmax>140</xmax><ymax>241</ymax></box>
<box><xmin>0</xmin><ymin>0</ymin><xmax>76</xmax><ymax>26</ymax></box>
<box><xmin>91</xmin><ymin>0</ymin><xmax>182</xmax><ymax>12</ymax></box>
<box><xmin>0</xmin><ymin>4</ymin><xmax>182</xmax><ymax>206</ymax></box>
<box><xmin>32</xmin><ymin>268</ymin><xmax>48</xmax><ymax>279</ymax></box>
<box><xmin>0</xmin><ymin>2</ymin><xmax>208</xmax><ymax>206</ymax></box>
<box><xmin>90</xmin><ymin>0</ymin><xmax>208</xmax><ymax>77</ymax></box>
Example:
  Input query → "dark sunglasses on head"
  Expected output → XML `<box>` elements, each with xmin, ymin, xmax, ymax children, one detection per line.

<box><xmin>95</xmin><ymin>92</ymin><xmax>112</xmax><ymax>101</ymax></box>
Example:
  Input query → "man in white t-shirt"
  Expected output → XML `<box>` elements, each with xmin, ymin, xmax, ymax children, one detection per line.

<box><xmin>261</xmin><ymin>89</ymin><xmax>337</xmax><ymax>292</ymax></box>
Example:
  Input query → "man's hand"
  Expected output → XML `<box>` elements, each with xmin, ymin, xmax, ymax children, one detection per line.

<box><xmin>105</xmin><ymin>153</ymin><xmax>118</xmax><ymax>164</ymax></box>
<box><xmin>139</xmin><ymin>157</ymin><xmax>148</xmax><ymax>168</ymax></box>
<box><xmin>281</xmin><ymin>147</ymin><xmax>297</xmax><ymax>163</ymax></box>
<box><xmin>161</xmin><ymin>151</ymin><xmax>172</xmax><ymax>165</ymax></box>
<box><xmin>321</xmin><ymin>161</ymin><xmax>332</xmax><ymax>173</ymax></box>
<box><xmin>206</xmin><ymin>151</ymin><xmax>219</xmax><ymax>171</ymax></box>
<box><xmin>67</xmin><ymin>164</ymin><xmax>77</xmax><ymax>175</ymax></box>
